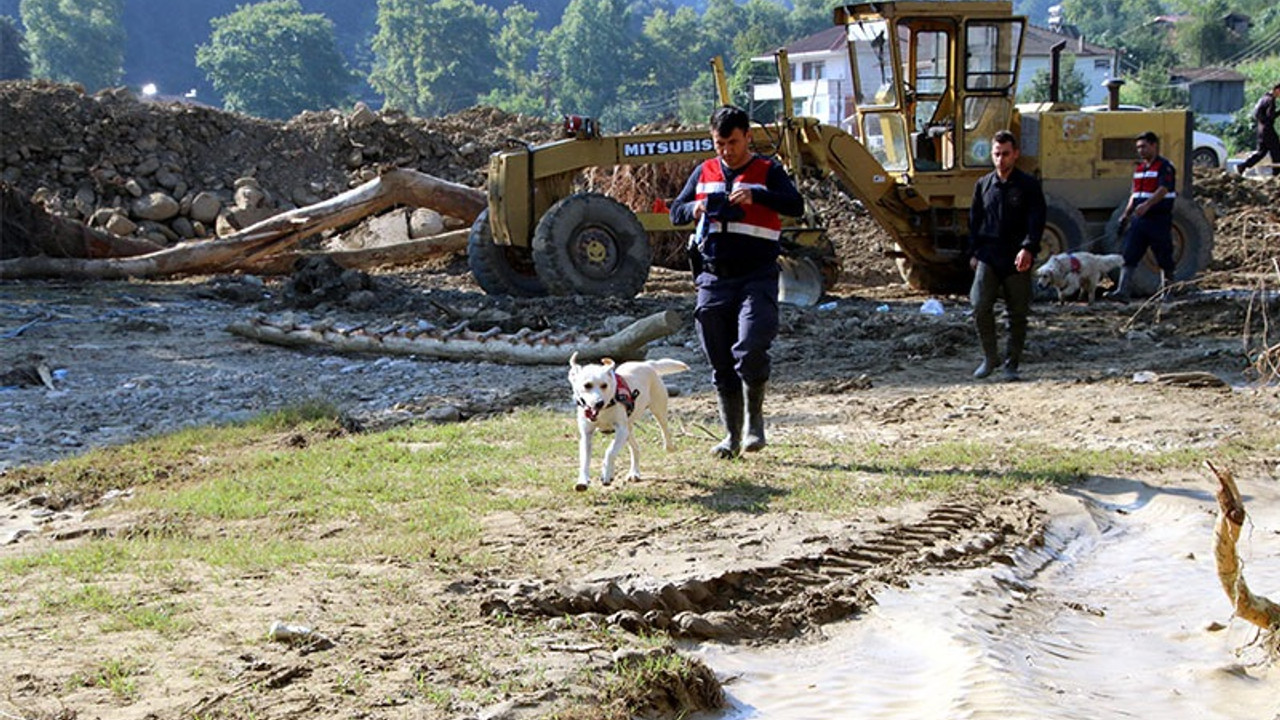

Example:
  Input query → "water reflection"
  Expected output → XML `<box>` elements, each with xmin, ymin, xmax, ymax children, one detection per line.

<box><xmin>691</xmin><ymin>482</ymin><xmax>1280</xmax><ymax>720</ymax></box>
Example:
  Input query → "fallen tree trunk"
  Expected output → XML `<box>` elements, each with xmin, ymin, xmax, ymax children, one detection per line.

<box><xmin>226</xmin><ymin>310</ymin><xmax>683</xmax><ymax>365</ymax></box>
<box><xmin>1</xmin><ymin>183</ymin><xmax>164</xmax><ymax>259</ymax></box>
<box><xmin>0</xmin><ymin>168</ymin><xmax>485</xmax><ymax>280</ymax></box>
<box><xmin>244</xmin><ymin>229</ymin><xmax>471</xmax><ymax>275</ymax></box>
<box><xmin>1206</xmin><ymin>460</ymin><xmax>1280</xmax><ymax>631</ymax></box>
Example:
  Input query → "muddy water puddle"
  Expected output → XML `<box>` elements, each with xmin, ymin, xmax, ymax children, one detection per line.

<box><xmin>691</xmin><ymin>477</ymin><xmax>1280</xmax><ymax>720</ymax></box>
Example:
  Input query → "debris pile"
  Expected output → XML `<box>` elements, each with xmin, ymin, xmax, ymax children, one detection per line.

<box><xmin>0</xmin><ymin>80</ymin><xmax>557</xmax><ymax>248</ymax></box>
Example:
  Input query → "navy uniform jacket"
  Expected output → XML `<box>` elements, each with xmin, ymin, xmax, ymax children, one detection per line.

<box><xmin>968</xmin><ymin>167</ymin><xmax>1046</xmax><ymax>276</ymax></box>
<box><xmin>669</xmin><ymin>156</ymin><xmax>804</xmax><ymax>277</ymax></box>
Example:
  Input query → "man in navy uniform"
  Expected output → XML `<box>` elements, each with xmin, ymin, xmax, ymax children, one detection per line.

<box><xmin>1107</xmin><ymin>131</ymin><xmax>1177</xmax><ymax>300</ymax></box>
<box><xmin>670</xmin><ymin>105</ymin><xmax>804</xmax><ymax>458</ymax></box>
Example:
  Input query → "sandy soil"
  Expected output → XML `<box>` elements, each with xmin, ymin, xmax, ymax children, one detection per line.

<box><xmin>1</xmin><ymin>263</ymin><xmax>1279</xmax><ymax>719</ymax></box>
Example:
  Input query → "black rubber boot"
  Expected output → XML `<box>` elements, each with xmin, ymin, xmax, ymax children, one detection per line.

<box><xmin>712</xmin><ymin>386</ymin><xmax>744</xmax><ymax>459</ymax></box>
<box><xmin>1003</xmin><ymin>321</ymin><xmax>1025</xmax><ymax>381</ymax></box>
<box><xmin>1105</xmin><ymin>266</ymin><xmax>1132</xmax><ymax>301</ymax></box>
<box><xmin>743</xmin><ymin>382</ymin><xmax>767</xmax><ymax>453</ymax></box>
<box><xmin>973</xmin><ymin>327</ymin><xmax>999</xmax><ymax>379</ymax></box>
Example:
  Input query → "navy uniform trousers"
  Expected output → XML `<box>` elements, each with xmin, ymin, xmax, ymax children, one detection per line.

<box><xmin>694</xmin><ymin>263</ymin><xmax>779</xmax><ymax>393</ymax></box>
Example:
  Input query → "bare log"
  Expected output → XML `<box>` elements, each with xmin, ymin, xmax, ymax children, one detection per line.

<box><xmin>226</xmin><ymin>310</ymin><xmax>684</xmax><ymax>365</ymax></box>
<box><xmin>0</xmin><ymin>168</ymin><xmax>485</xmax><ymax>280</ymax></box>
<box><xmin>244</xmin><ymin>229</ymin><xmax>471</xmax><ymax>275</ymax></box>
<box><xmin>1206</xmin><ymin>460</ymin><xmax>1280</xmax><ymax>630</ymax></box>
<box><xmin>1</xmin><ymin>183</ymin><xmax>164</xmax><ymax>259</ymax></box>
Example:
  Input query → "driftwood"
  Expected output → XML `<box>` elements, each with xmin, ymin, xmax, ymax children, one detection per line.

<box><xmin>226</xmin><ymin>310</ymin><xmax>683</xmax><ymax>365</ymax></box>
<box><xmin>1206</xmin><ymin>460</ymin><xmax>1280</xmax><ymax>631</ymax></box>
<box><xmin>0</xmin><ymin>168</ymin><xmax>486</xmax><ymax>280</ymax></box>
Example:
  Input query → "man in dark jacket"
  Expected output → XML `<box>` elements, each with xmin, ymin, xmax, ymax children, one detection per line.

<box><xmin>1238</xmin><ymin>83</ymin><xmax>1280</xmax><ymax>177</ymax></box>
<box><xmin>967</xmin><ymin>129</ymin><xmax>1045</xmax><ymax>382</ymax></box>
<box><xmin>669</xmin><ymin>105</ymin><xmax>804</xmax><ymax>458</ymax></box>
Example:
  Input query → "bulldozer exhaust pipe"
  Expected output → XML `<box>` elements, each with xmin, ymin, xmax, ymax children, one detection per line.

<box><xmin>1049</xmin><ymin>40</ymin><xmax>1066</xmax><ymax>103</ymax></box>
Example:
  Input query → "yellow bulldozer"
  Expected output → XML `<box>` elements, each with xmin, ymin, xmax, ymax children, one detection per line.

<box><xmin>467</xmin><ymin>0</ymin><xmax>1214</xmax><ymax>302</ymax></box>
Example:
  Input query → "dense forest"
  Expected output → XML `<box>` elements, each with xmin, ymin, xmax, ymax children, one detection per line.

<box><xmin>1</xmin><ymin>0</ymin><xmax>1278</xmax><ymax>139</ymax></box>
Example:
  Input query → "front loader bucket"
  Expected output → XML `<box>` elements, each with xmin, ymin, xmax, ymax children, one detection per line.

<box><xmin>777</xmin><ymin>256</ymin><xmax>824</xmax><ymax>306</ymax></box>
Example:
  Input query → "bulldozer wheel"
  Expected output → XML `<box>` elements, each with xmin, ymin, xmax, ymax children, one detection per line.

<box><xmin>1104</xmin><ymin>197</ymin><xmax>1214</xmax><ymax>296</ymax></box>
<box><xmin>467</xmin><ymin>209</ymin><xmax>548</xmax><ymax>297</ymax></box>
<box><xmin>532</xmin><ymin>192</ymin><xmax>651</xmax><ymax>297</ymax></box>
<box><xmin>895</xmin><ymin>255</ymin><xmax>972</xmax><ymax>295</ymax></box>
<box><xmin>1040</xmin><ymin>194</ymin><xmax>1089</xmax><ymax>260</ymax></box>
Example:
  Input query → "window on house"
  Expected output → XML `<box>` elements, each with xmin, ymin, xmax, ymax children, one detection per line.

<box><xmin>1093</xmin><ymin>58</ymin><xmax>1110</xmax><ymax>70</ymax></box>
<box><xmin>802</xmin><ymin>61</ymin><xmax>825</xmax><ymax>80</ymax></box>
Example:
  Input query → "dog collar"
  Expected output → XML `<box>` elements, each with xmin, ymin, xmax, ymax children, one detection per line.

<box><xmin>1068</xmin><ymin>254</ymin><xmax>1081</xmax><ymax>274</ymax></box>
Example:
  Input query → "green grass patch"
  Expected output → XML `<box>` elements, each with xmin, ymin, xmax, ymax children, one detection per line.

<box><xmin>3</xmin><ymin>405</ymin><xmax>1273</xmax><ymax>589</ymax></box>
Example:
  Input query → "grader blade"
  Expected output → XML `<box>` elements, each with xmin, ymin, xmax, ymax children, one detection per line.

<box><xmin>777</xmin><ymin>255</ymin><xmax>824</xmax><ymax>307</ymax></box>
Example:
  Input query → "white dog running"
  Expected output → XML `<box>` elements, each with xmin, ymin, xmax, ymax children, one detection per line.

<box><xmin>568</xmin><ymin>352</ymin><xmax>690</xmax><ymax>491</ymax></box>
<box><xmin>1035</xmin><ymin>251</ymin><xmax>1125</xmax><ymax>304</ymax></box>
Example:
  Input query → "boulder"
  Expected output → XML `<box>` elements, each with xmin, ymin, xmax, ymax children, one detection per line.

<box><xmin>132</xmin><ymin>192</ymin><xmax>180</xmax><ymax>221</ymax></box>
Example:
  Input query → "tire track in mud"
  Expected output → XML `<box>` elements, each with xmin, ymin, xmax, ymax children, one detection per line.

<box><xmin>482</xmin><ymin>496</ymin><xmax>1046</xmax><ymax>642</ymax></box>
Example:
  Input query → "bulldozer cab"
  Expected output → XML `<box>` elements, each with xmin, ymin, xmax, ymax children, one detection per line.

<box><xmin>839</xmin><ymin>1</ymin><xmax>1024</xmax><ymax>177</ymax></box>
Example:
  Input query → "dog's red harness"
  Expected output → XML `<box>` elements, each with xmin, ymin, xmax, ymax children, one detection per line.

<box><xmin>580</xmin><ymin>374</ymin><xmax>639</xmax><ymax>423</ymax></box>
<box><xmin>1068</xmin><ymin>254</ymin><xmax>1081</xmax><ymax>274</ymax></box>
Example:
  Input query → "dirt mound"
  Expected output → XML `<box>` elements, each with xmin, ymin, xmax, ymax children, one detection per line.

<box><xmin>1193</xmin><ymin>167</ymin><xmax>1280</xmax><ymax>278</ymax></box>
<box><xmin>3</xmin><ymin>80</ymin><xmax>1276</xmax><ymax>290</ymax></box>
<box><xmin>0</xmin><ymin>80</ymin><xmax>558</xmax><ymax>245</ymax></box>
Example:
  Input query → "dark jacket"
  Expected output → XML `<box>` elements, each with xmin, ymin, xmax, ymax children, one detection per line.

<box><xmin>1255</xmin><ymin>92</ymin><xmax>1277</xmax><ymax>132</ymax></box>
<box><xmin>670</xmin><ymin>155</ymin><xmax>804</xmax><ymax>276</ymax></box>
<box><xmin>967</xmin><ymin>167</ymin><xmax>1046</xmax><ymax>275</ymax></box>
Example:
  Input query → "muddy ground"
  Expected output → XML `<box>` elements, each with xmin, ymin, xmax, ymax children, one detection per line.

<box><xmin>2</xmin><ymin>81</ymin><xmax>1280</xmax><ymax>718</ymax></box>
<box><xmin>2</xmin><ymin>256</ymin><xmax>1280</xmax><ymax>719</ymax></box>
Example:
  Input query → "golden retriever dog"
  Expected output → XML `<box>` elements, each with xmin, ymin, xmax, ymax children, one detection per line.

<box><xmin>568</xmin><ymin>352</ymin><xmax>689</xmax><ymax>491</ymax></box>
<box><xmin>1035</xmin><ymin>252</ymin><xmax>1125</xmax><ymax>304</ymax></box>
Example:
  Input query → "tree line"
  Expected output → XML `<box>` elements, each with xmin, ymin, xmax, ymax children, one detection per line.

<box><xmin>0</xmin><ymin>0</ymin><xmax>1278</xmax><ymax>138</ymax></box>
<box><xmin>0</xmin><ymin>0</ymin><xmax>831</xmax><ymax>129</ymax></box>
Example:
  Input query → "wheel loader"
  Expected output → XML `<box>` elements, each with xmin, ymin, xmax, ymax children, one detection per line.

<box><xmin>468</xmin><ymin>0</ymin><xmax>1214</xmax><ymax>301</ymax></box>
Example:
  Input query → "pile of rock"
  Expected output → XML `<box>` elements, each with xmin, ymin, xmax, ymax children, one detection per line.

<box><xmin>0</xmin><ymin>80</ymin><xmax>557</xmax><ymax>248</ymax></box>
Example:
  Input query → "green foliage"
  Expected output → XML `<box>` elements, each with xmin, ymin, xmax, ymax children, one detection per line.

<box><xmin>370</xmin><ymin>0</ymin><xmax>499</xmax><ymax>116</ymax></box>
<box><xmin>540</xmin><ymin>0</ymin><xmax>635</xmax><ymax>124</ymax></box>
<box><xmin>481</xmin><ymin>4</ymin><xmax>547</xmax><ymax>115</ymax></box>
<box><xmin>788</xmin><ymin>0</ymin><xmax>834</xmax><ymax>38</ymax></box>
<box><xmin>1129</xmin><ymin>62</ymin><xmax>1189</xmax><ymax>109</ymax></box>
<box><xmin>1022</xmin><ymin>55</ymin><xmax>1090</xmax><ymax>105</ymax></box>
<box><xmin>1222</xmin><ymin>56</ymin><xmax>1280</xmax><ymax>152</ymax></box>
<box><xmin>19</xmin><ymin>0</ymin><xmax>124</xmax><ymax>90</ymax></box>
<box><xmin>195</xmin><ymin>0</ymin><xmax>355</xmax><ymax>119</ymax></box>
<box><xmin>1173</xmin><ymin>0</ymin><xmax>1234</xmax><ymax>67</ymax></box>
<box><xmin>0</xmin><ymin>14</ymin><xmax>28</xmax><ymax>79</ymax></box>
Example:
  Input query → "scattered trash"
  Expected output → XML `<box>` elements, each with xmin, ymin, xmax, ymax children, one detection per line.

<box><xmin>1132</xmin><ymin>371</ymin><xmax>1159</xmax><ymax>384</ymax></box>
<box><xmin>919</xmin><ymin>298</ymin><xmax>944</xmax><ymax>315</ymax></box>
<box><xmin>875</xmin><ymin>304</ymin><xmax>891</xmax><ymax>312</ymax></box>
<box><xmin>816</xmin><ymin>301</ymin><xmax>838</xmax><ymax>311</ymax></box>
<box><xmin>268</xmin><ymin>621</ymin><xmax>314</xmax><ymax>642</ymax></box>
<box><xmin>268</xmin><ymin>620</ymin><xmax>335</xmax><ymax>651</ymax></box>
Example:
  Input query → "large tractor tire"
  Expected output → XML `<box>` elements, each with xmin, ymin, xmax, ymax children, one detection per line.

<box><xmin>895</xmin><ymin>254</ymin><xmax>971</xmax><ymax>295</ymax></box>
<box><xmin>1040</xmin><ymin>193</ymin><xmax>1089</xmax><ymax>259</ymax></box>
<box><xmin>1104</xmin><ymin>197</ymin><xmax>1214</xmax><ymax>296</ymax></box>
<box><xmin>895</xmin><ymin>194</ymin><xmax>1088</xmax><ymax>295</ymax></box>
<box><xmin>531</xmin><ymin>192</ymin><xmax>651</xmax><ymax>297</ymax></box>
<box><xmin>1033</xmin><ymin>194</ymin><xmax>1090</xmax><ymax>300</ymax></box>
<box><xmin>467</xmin><ymin>209</ymin><xmax>547</xmax><ymax>297</ymax></box>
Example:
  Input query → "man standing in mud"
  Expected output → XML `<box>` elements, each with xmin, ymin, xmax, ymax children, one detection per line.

<box><xmin>669</xmin><ymin>105</ymin><xmax>804</xmax><ymax>458</ymax></box>
<box><xmin>967</xmin><ymin>129</ymin><xmax>1044</xmax><ymax>382</ymax></box>
<box><xmin>1107</xmin><ymin>131</ymin><xmax>1177</xmax><ymax>301</ymax></box>
<box><xmin>1237</xmin><ymin>83</ymin><xmax>1280</xmax><ymax>177</ymax></box>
